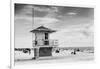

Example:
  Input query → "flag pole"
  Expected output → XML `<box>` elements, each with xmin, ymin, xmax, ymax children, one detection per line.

<box><xmin>32</xmin><ymin>5</ymin><xmax>34</xmax><ymax>47</ymax></box>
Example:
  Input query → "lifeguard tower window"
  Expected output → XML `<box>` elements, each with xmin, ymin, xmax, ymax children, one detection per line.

<box><xmin>35</xmin><ymin>41</ymin><xmax>37</xmax><ymax>45</ymax></box>
<box><xmin>44</xmin><ymin>41</ymin><xmax>49</xmax><ymax>45</ymax></box>
<box><xmin>45</xmin><ymin>33</ymin><xmax>48</xmax><ymax>39</ymax></box>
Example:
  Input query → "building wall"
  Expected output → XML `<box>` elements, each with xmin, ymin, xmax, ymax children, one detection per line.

<box><xmin>35</xmin><ymin>32</ymin><xmax>45</xmax><ymax>40</ymax></box>
<box><xmin>35</xmin><ymin>32</ymin><xmax>50</xmax><ymax>45</ymax></box>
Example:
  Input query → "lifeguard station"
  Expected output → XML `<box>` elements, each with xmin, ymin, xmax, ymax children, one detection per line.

<box><xmin>30</xmin><ymin>26</ymin><xmax>58</xmax><ymax>59</ymax></box>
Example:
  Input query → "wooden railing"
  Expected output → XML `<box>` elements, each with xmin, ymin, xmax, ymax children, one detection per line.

<box><xmin>32</xmin><ymin>39</ymin><xmax>58</xmax><ymax>47</ymax></box>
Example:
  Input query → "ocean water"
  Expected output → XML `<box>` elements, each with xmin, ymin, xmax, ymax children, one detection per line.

<box><xmin>58</xmin><ymin>47</ymin><xmax>94</xmax><ymax>52</ymax></box>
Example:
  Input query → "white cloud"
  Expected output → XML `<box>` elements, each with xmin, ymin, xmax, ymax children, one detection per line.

<box><xmin>15</xmin><ymin>15</ymin><xmax>33</xmax><ymax>21</ymax></box>
<box><xmin>33</xmin><ymin>6</ymin><xmax>50</xmax><ymax>12</ymax></box>
<box><xmin>50</xmin><ymin>23</ymin><xmax>94</xmax><ymax>47</ymax></box>
<box><xmin>17</xmin><ymin>5</ymin><xmax>59</xmax><ymax>19</ymax></box>
<box><xmin>33</xmin><ymin>6</ymin><xmax>58</xmax><ymax>13</ymax></box>
<box><xmin>24</xmin><ymin>5</ymin><xmax>58</xmax><ymax>13</ymax></box>
<box><xmin>67</xmin><ymin>12</ymin><xmax>77</xmax><ymax>15</ymax></box>
<box><xmin>33</xmin><ymin>17</ymin><xmax>59</xmax><ymax>28</ymax></box>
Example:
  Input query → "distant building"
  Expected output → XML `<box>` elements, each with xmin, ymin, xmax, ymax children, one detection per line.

<box><xmin>30</xmin><ymin>26</ymin><xmax>58</xmax><ymax>59</ymax></box>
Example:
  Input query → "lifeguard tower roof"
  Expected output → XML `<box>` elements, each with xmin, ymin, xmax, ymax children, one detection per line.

<box><xmin>30</xmin><ymin>26</ymin><xmax>56</xmax><ymax>33</ymax></box>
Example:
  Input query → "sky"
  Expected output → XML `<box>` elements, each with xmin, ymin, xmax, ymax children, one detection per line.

<box><xmin>14</xmin><ymin>3</ymin><xmax>94</xmax><ymax>48</ymax></box>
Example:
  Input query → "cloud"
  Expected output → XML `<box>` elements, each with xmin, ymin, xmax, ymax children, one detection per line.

<box><xmin>67</xmin><ymin>12</ymin><xmax>77</xmax><ymax>15</ymax></box>
<box><xmin>33</xmin><ymin>17</ymin><xmax>59</xmax><ymax>28</ymax></box>
<box><xmin>50</xmin><ymin>23</ymin><xmax>94</xmax><ymax>47</ymax></box>
<box><xmin>16</xmin><ymin>5</ymin><xmax>59</xmax><ymax>18</ymax></box>
<box><xmin>33</xmin><ymin>6</ymin><xmax>59</xmax><ymax>18</ymax></box>
<box><xmin>62</xmin><ymin>23</ymin><xmax>93</xmax><ymax>37</ymax></box>
<box><xmin>15</xmin><ymin>15</ymin><xmax>33</xmax><ymax>21</ymax></box>
<box><xmin>33</xmin><ymin>6</ymin><xmax>58</xmax><ymax>13</ymax></box>
<box><xmin>24</xmin><ymin>5</ymin><xmax>58</xmax><ymax>14</ymax></box>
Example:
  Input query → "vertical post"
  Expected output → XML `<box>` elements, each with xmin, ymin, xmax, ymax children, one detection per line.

<box><xmin>36</xmin><ymin>47</ymin><xmax>39</xmax><ymax>59</ymax></box>
<box><xmin>32</xmin><ymin>5</ymin><xmax>34</xmax><ymax>47</ymax></box>
<box><xmin>34</xmin><ymin>47</ymin><xmax>39</xmax><ymax>60</ymax></box>
<box><xmin>31</xmin><ymin>5</ymin><xmax>36</xmax><ymax>60</ymax></box>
